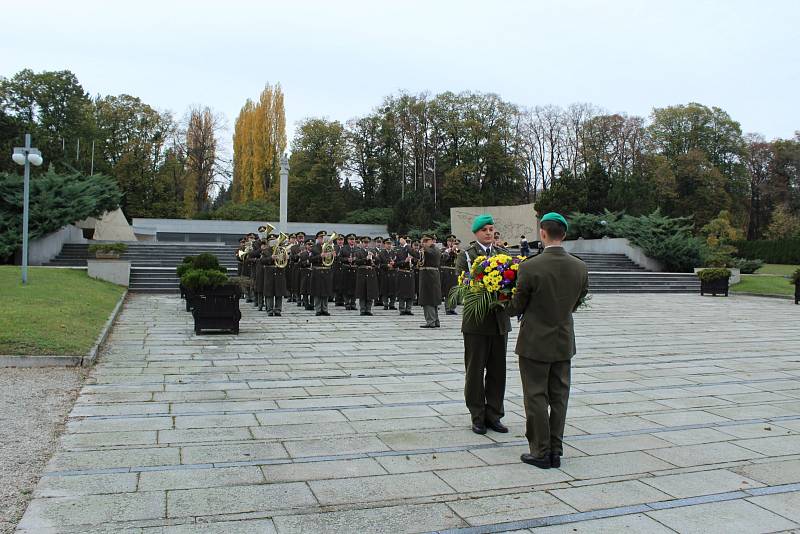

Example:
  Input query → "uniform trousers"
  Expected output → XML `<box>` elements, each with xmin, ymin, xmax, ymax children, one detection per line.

<box><xmin>518</xmin><ymin>357</ymin><xmax>571</xmax><ymax>458</ymax></box>
<box><xmin>463</xmin><ymin>333</ymin><xmax>507</xmax><ymax>426</ymax></box>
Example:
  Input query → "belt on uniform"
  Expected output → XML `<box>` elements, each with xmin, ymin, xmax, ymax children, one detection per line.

<box><xmin>441</xmin><ymin>266</ymin><xmax>456</xmax><ymax>270</ymax></box>
<box><xmin>421</xmin><ymin>267</ymin><xmax>439</xmax><ymax>270</ymax></box>
<box><xmin>313</xmin><ymin>266</ymin><xmax>330</xmax><ymax>270</ymax></box>
<box><xmin>358</xmin><ymin>266</ymin><xmax>374</xmax><ymax>269</ymax></box>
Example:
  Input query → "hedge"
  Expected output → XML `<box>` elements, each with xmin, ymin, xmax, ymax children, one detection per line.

<box><xmin>733</xmin><ymin>239</ymin><xmax>800</xmax><ymax>264</ymax></box>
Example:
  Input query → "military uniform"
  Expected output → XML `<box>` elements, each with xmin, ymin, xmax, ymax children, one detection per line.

<box><xmin>248</xmin><ymin>243</ymin><xmax>263</xmax><ymax>307</ymax></box>
<box><xmin>340</xmin><ymin>236</ymin><xmax>358</xmax><ymax>310</ymax></box>
<box><xmin>288</xmin><ymin>240</ymin><xmax>302</xmax><ymax>303</ymax></box>
<box><xmin>378</xmin><ymin>240</ymin><xmax>397</xmax><ymax>309</ymax></box>
<box><xmin>298</xmin><ymin>242</ymin><xmax>314</xmax><ymax>309</ymax></box>
<box><xmin>262</xmin><ymin>239</ymin><xmax>289</xmax><ymax>316</ymax></box>
<box><xmin>394</xmin><ymin>241</ymin><xmax>417</xmax><ymax>315</ymax></box>
<box><xmin>455</xmin><ymin>240</ymin><xmax>512</xmax><ymax>430</ymax></box>
<box><xmin>440</xmin><ymin>237</ymin><xmax>460</xmax><ymax>314</ymax></box>
<box><xmin>310</xmin><ymin>235</ymin><xmax>334</xmax><ymax>316</ymax></box>
<box><xmin>418</xmin><ymin>239</ymin><xmax>442</xmax><ymax>328</ymax></box>
<box><xmin>354</xmin><ymin>241</ymin><xmax>379</xmax><ymax>315</ymax></box>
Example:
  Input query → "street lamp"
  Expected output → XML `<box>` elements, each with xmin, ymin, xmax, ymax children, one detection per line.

<box><xmin>12</xmin><ymin>134</ymin><xmax>43</xmax><ymax>285</ymax></box>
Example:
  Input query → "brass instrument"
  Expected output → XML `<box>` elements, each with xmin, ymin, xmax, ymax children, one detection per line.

<box><xmin>273</xmin><ymin>232</ymin><xmax>289</xmax><ymax>268</ymax></box>
<box><xmin>322</xmin><ymin>232</ymin><xmax>337</xmax><ymax>267</ymax></box>
<box><xmin>418</xmin><ymin>248</ymin><xmax>425</xmax><ymax>268</ymax></box>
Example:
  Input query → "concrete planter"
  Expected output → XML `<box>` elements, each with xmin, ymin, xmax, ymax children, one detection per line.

<box><xmin>694</xmin><ymin>267</ymin><xmax>740</xmax><ymax>285</ymax></box>
<box><xmin>700</xmin><ymin>277</ymin><xmax>730</xmax><ymax>297</ymax></box>
<box><xmin>191</xmin><ymin>284</ymin><xmax>242</xmax><ymax>335</ymax></box>
<box><xmin>94</xmin><ymin>251</ymin><xmax>121</xmax><ymax>260</ymax></box>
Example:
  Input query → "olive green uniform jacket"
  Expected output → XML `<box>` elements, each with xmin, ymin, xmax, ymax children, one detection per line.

<box><xmin>506</xmin><ymin>247</ymin><xmax>589</xmax><ymax>362</ymax></box>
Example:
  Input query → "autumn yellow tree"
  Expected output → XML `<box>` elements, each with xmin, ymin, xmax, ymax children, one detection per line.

<box><xmin>231</xmin><ymin>83</ymin><xmax>286</xmax><ymax>202</ymax></box>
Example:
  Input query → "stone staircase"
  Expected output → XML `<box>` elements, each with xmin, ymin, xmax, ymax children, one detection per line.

<box><xmin>45</xmin><ymin>243</ymin><xmax>700</xmax><ymax>294</ymax></box>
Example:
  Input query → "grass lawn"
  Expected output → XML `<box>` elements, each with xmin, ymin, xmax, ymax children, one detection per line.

<box><xmin>731</xmin><ymin>274</ymin><xmax>795</xmax><ymax>297</ymax></box>
<box><xmin>0</xmin><ymin>267</ymin><xmax>125</xmax><ymax>355</ymax></box>
<box><xmin>755</xmin><ymin>263</ymin><xmax>799</xmax><ymax>276</ymax></box>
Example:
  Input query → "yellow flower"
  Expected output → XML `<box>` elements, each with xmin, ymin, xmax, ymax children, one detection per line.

<box><xmin>511</xmin><ymin>264</ymin><xmax>519</xmax><ymax>271</ymax></box>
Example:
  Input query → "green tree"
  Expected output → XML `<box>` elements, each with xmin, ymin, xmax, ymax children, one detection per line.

<box><xmin>288</xmin><ymin>118</ymin><xmax>347</xmax><ymax>223</ymax></box>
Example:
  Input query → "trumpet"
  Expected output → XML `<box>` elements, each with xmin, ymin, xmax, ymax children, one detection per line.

<box><xmin>322</xmin><ymin>232</ymin><xmax>337</xmax><ymax>267</ymax></box>
<box><xmin>273</xmin><ymin>232</ymin><xmax>289</xmax><ymax>268</ymax></box>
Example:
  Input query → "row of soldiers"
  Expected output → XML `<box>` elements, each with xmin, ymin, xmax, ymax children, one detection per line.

<box><xmin>235</xmin><ymin>230</ymin><xmax>465</xmax><ymax>325</ymax></box>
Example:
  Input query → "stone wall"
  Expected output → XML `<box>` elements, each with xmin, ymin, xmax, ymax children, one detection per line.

<box><xmin>24</xmin><ymin>225</ymin><xmax>86</xmax><ymax>265</ymax></box>
<box><xmin>450</xmin><ymin>203</ymin><xmax>537</xmax><ymax>247</ymax></box>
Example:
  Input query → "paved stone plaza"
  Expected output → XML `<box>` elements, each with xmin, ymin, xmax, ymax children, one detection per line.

<box><xmin>18</xmin><ymin>293</ymin><xmax>800</xmax><ymax>533</ymax></box>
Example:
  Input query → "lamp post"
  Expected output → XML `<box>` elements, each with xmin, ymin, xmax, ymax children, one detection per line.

<box><xmin>12</xmin><ymin>134</ymin><xmax>43</xmax><ymax>285</ymax></box>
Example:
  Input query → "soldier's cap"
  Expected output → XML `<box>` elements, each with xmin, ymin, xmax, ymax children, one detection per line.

<box><xmin>267</xmin><ymin>233</ymin><xmax>278</xmax><ymax>239</ymax></box>
<box><xmin>305</xmin><ymin>239</ymin><xmax>314</xmax><ymax>245</ymax></box>
<box><xmin>346</xmin><ymin>233</ymin><xmax>357</xmax><ymax>239</ymax></box>
<box><xmin>288</xmin><ymin>233</ymin><xmax>296</xmax><ymax>238</ymax></box>
<box><xmin>383</xmin><ymin>238</ymin><xmax>392</xmax><ymax>244</ymax></box>
<box><xmin>421</xmin><ymin>233</ymin><xmax>434</xmax><ymax>240</ymax></box>
<box><xmin>360</xmin><ymin>236</ymin><xmax>370</xmax><ymax>242</ymax></box>
<box><xmin>540</xmin><ymin>212</ymin><xmax>569</xmax><ymax>231</ymax></box>
<box><xmin>412</xmin><ymin>240</ymin><xmax>420</xmax><ymax>245</ymax></box>
<box><xmin>336</xmin><ymin>234</ymin><xmax>344</xmax><ymax>240</ymax></box>
<box><xmin>373</xmin><ymin>236</ymin><xmax>383</xmax><ymax>241</ymax></box>
<box><xmin>471</xmin><ymin>214</ymin><xmax>494</xmax><ymax>233</ymax></box>
<box><xmin>257</xmin><ymin>225</ymin><xmax>267</xmax><ymax>231</ymax></box>
<box><xmin>446</xmin><ymin>234</ymin><xmax>456</xmax><ymax>240</ymax></box>
<box><xmin>315</xmin><ymin>230</ymin><xmax>326</xmax><ymax>238</ymax></box>
<box><xmin>296</xmin><ymin>231</ymin><xmax>306</xmax><ymax>236</ymax></box>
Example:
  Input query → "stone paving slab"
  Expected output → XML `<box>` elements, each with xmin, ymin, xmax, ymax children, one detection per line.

<box><xmin>17</xmin><ymin>293</ymin><xmax>800</xmax><ymax>533</ymax></box>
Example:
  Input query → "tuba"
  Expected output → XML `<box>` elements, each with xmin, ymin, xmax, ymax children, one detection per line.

<box><xmin>273</xmin><ymin>232</ymin><xmax>290</xmax><ymax>268</ymax></box>
<box><xmin>322</xmin><ymin>232</ymin><xmax>337</xmax><ymax>267</ymax></box>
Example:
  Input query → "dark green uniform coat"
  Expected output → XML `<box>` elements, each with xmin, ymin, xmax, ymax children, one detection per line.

<box><xmin>378</xmin><ymin>248</ymin><xmax>396</xmax><ymax>297</ymax></box>
<box><xmin>261</xmin><ymin>251</ymin><xmax>289</xmax><ymax>297</ymax></box>
<box><xmin>418</xmin><ymin>246</ymin><xmax>442</xmax><ymax>306</ymax></box>
<box><xmin>354</xmin><ymin>247</ymin><xmax>379</xmax><ymax>300</ymax></box>
<box><xmin>394</xmin><ymin>245</ymin><xmax>417</xmax><ymax>300</ymax></box>
<box><xmin>310</xmin><ymin>243</ymin><xmax>334</xmax><ymax>297</ymax></box>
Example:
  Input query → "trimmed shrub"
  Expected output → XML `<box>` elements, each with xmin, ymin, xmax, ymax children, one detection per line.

<box><xmin>88</xmin><ymin>243</ymin><xmax>128</xmax><ymax>254</ymax></box>
<box><xmin>192</xmin><ymin>253</ymin><xmax>224</xmax><ymax>272</ymax></box>
<box><xmin>731</xmin><ymin>257</ymin><xmax>764</xmax><ymax>274</ymax></box>
<box><xmin>696</xmin><ymin>268</ymin><xmax>731</xmax><ymax>283</ymax></box>
<box><xmin>733</xmin><ymin>239</ymin><xmax>800</xmax><ymax>264</ymax></box>
<box><xmin>180</xmin><ymin>268</ymin><xmax>229</xmax><ymax>291</ymax></box>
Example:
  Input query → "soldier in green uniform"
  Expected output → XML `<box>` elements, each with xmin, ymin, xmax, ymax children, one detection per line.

<box><xmin>340</xmin><ymin>234</ymin><xmax>358</xmax><ymax>310</ymax></box>
<box><xmin>455</xmin><ymin>214</ymin><xmax>511</xmax><ymax>435</ymax></box>
<box><xmin>310</xmin><ymin>230</ymin><xmax>334</xmax><ymax>316</ymax></box>
<box><xmin>249</xmin><ymin>239</ymin><xmax>264</xmax><ymax>308</ymax></box>
<box><xmin>506</xmin><ymin>213</ymin><xmax>588</xmax><ymax>469</ymax></box>
<box><xmin>394</xmin><ymin>235</ymin><xmax>417</xmax><ymax>315</ymax></box>
<box><xmin>440</xmin><ymin>234</ymin><xmax>459</xmax><ymax>315</ymax></box>
<box><xmin>298</xmin><ymin>239</ymin><xmax>314</xmax><ymax>310</ymax></box>
<box><xmin>411</xmin><ymin>239</ymin><xmax>421</xmax><ymax>305</ymax></box>
<box><xmin>418</xmin><ymin>233</ymin><xmax>442</xmax><ymax>328</ymax></box>
<box><xmin>371</xmin><ymin>236</ymin><xmax>385</xmax><ymax>306</ymax></box>
<box><xmin>262</xmin><ymin>234</ymin><xmax>289</xmax><ymax>316</ymax></box>
<box><xmin>288</xmin><ymin>233</ymin><xmax>302</xmax><ymax>304</ymax></box>
<box><xmin>253</xmin><ymin>240</ymin><xmax>267</xmax><ymax>310</ymax></box>
<box><xmin>354</xmin><ymin>236</ymin><xmax>379</xmax><ymax>315</ymax></box>
<box><xmin>379</xmin><ymin>238</ymin><xmax>397</xmax><ymax>310</ymax></box>
<box><xmin>332</xmin><ymin>234</ymin><xmax>345</xmax><ymax>307</ymax></box>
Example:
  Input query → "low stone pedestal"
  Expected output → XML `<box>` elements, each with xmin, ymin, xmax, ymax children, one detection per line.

<box><xmin>87</xmin><ymin>259</ymin><xmax>130</xmax><ymax>286</ymax></box>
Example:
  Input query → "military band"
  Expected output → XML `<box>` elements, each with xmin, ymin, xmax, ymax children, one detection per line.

<box><xmin>235</xmin><ymin>227</ymin><xmax>474</xmax><ymax>325</ymax></box>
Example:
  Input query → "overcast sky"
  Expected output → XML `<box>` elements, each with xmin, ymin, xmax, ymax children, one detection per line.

<box><xmin>3</xmin><ymin>0</ymin><xmax>798</xmax><ymax>149</ymax></box>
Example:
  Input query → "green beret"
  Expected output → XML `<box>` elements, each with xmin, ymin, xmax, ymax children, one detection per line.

<box><xmin>540</xmin><ymin>212</ymin><xmax>569</xmax><ymax>230</ymax></box>
<box><xmin>471</xmin><ymin>214</ymin><xmax>494</xmax><ymax>233</ymax></box>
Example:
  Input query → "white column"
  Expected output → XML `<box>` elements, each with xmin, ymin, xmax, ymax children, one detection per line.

<box><xmin>279</xmin><ymin>153</ymin><xmax>289</xmax><ymax>232</ymax></box>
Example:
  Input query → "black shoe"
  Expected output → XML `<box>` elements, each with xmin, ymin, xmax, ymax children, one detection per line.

<box><xmin>486</xmin><ymin>420</ymin><xmax>509</xmax><ymax>433</ymax></box>
<box><xmin>388</xmin><ymin>305</ymin><xmax>397</xmax><ymax>310</ymax></box>
<box><xmin>315</xmin><ymin>312</ymin><xmax>323</xmax><ymax>316</ymax></box>
<box><xmin>268</xmin><ymin>311</ymin><xmax>274</xmax><ymax>316</ymax></box>
<box><xmin>322</xmin><ymin>311</ymin><xmax>331</xmax><ymax>316</ymax></box>
<box><xmin>297</xmin><ymin>302</ymin><xmax>303</xmax><ymax>307</ymax></box>
<box><xmin>305</xmin><ymin>306</ymin><xmax>315</xmax><ymax>311</ymax></box>
<box><xmin>471</xmin><ymin>422</ymin><xmax>487</xmax><ymax>435</ymax></box>
<box><xmin>274</xmin><ymin>312</ymin><xmax>281</xmax><ymax>317</ymax></box>
<box><xmin>360</xmin><ymin>312</ymin><xmax>368</xmax><ymax>316</ymax></box>
<box><xmin>384</xmin><ymin>306</ymin><xmax>389</xmax><ymax>310</ymax></box>
<box><xmin>246</xmin><ymin>298</ymin><xmax>253</xmax><ymax>303</ymax></box>
<box><xmin>335</xmin><ymin>302</ymin><xmax>344</xmax><ymax>307</ymax></box>
<box><xmin>407</xmin><ymin>311</ymin><xmax>414</xmax><ymax>316</ymax></box>
<box><xmin>550</xmin><ymin>452</ymin><xmax>561</xmax><ymax>468</ymax></box>
<box><xmin>520</xmin><ymin>453</ymin><xmax>551</xmax><ymax>469</ymax></box>
<box><xmin>364</xmin><ymin>311</ymin><xmax>373</xmax><ymax>316</ymax></box>
<box><xmin>446</xmin><ymin>310</ymin><xmax>457</xmax><ymax>315</ymax></box>
<box><xmin>420</xmin><ymin>324</ymin><xmax>435</xmax><ymax>328</ymax></box>
<box><xmin>258</xmin><ymin>306</ymin><xmax>264</xmax><ymax>311</ymax></box>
